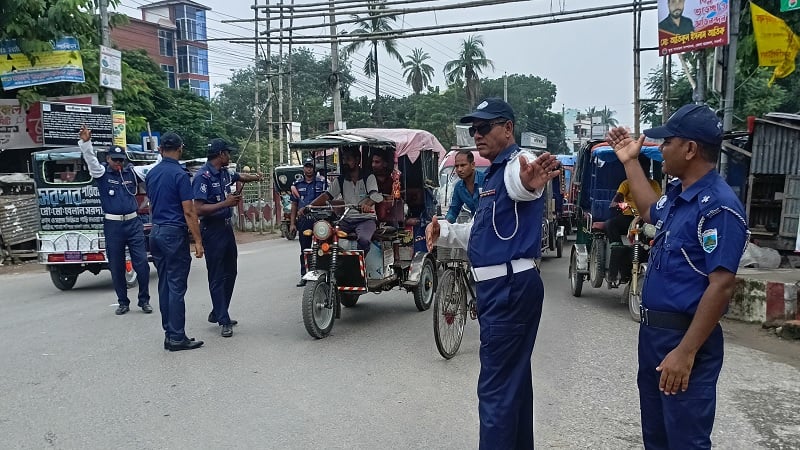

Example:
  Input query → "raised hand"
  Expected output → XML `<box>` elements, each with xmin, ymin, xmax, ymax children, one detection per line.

<box><xmin>426</xmin><ymin>216</ymin><xmax>440</xmax><ymax>252</ymax></box>
<box><xmin>607</xmin><ymin>127</ymin><xmax>645</xmax><ymax>164</ymax></box>
<box><xmin>79</xmin><ymin>125</ymin><xmax>92</xmax><ymax>143</ymax></box>
<box><xmin>519</xmin><ymin>153</ymin><xmax>560</xmax><ymax>192</ymax></box>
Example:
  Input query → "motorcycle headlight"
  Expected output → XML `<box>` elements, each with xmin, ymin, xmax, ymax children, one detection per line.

<box><xmin>313</xmin><ymin>220</ymin><xmax>332</xmax><ymax>240</ymax></box>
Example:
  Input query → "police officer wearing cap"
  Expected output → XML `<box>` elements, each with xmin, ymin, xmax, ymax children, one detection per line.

<box><xmin>146</xmin><ymin>131</ymin><xmax>205</xmax><ymax>351</ymax></box>
<box><xmin>289</xmin><ymin>158</ymin><xmax>327</xmax><ymax>287</ymax></box>
<box><xmin>78</xmin><ymin>126</ymin><xmax>153</xmax><ymax>315</ymax></box>
<box><xmin>426</xmin><ymin>98</ymin><xmax>561</xmax><ymax>449</ymax></box>
<box><xmin>192</xmin><ymin>138</ymin><xmax>262</xmax><ymax>338</ymax></box>
<box><xmin>607</xmin><ymin>104</ymin><xmax>749</xmax><ymax>449</ymax></box>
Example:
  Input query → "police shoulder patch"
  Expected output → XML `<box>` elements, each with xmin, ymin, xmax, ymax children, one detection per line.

<box><xmin>200</xmin><ymin>183</ymin><xmax>207</xmax><ymax>193</ymax></box>
<box><xmin>702</xmin><ymin>228</ymin><xmax>718</xmax><ymax>253</ymax></box>
<box><xmin>656</xmin><ymin>195</ymin><xmax>668</xmax><ymax>210</ymax></box>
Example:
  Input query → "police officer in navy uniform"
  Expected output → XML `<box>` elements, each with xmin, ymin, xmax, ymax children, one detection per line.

<box><xmin>146</xmin><ymin>132</ymin><xmax>205</xmax><ymax>351</ymax></box>
<box><xmin>607</xmin><ymin>104</ymin><xmax>749</xmax><ymax>449</ymax></box>
<box><xmin>289</xmin><ymin>158</ymin><xmax>327</xmax><ymax>287</ymax></box>
<box><xmin>192</xmin><ymin>138</ymin><xmax>262</xmax><ymax>337</ymax></box>
<box><xmin>426</xmin><ymin>98</ymin><xmax>561</xmax><ymax>449</ymax></box>
<box><xmin>78</xmin><ymin>126</ymin><xmax>152</xmax><ymax>315</ymax></box>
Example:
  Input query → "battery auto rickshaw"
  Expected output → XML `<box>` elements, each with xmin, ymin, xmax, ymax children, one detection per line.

<box><xmin>568</xmin><ymin>140</ymin><xmax>662</xmax><ymax>321</ymax></box>
<box><xmin>273</xmin><ymin>164</ymin><xmax>304</xmax><ymax>240</ymax></box>
<box><xmin>288</xmin><ymin>128</ymin><xmax>445</xmax><ymax>339</ymax></box>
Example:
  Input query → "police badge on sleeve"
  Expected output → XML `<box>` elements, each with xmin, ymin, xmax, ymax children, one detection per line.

<box><xmin>702</xmin><ymin>228</ymin><xmax>718</xmax><ymax>253</ymax></box>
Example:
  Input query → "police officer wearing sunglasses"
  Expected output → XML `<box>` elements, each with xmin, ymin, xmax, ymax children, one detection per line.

<box><xmin>426</xmin><ymin>98</ymin><xmax>561</xmax><ymax>449</ymax></box>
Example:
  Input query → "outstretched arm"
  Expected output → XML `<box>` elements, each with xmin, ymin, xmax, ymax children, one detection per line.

<box><xmin>77</xmin><ymin>126</ymin><xmax>105</xmax><ymax>179</ymax></box>
<box><xmin>607</xmin><ymin>128</ymin><xmax>660</xmax><ymax>223</ymax></box>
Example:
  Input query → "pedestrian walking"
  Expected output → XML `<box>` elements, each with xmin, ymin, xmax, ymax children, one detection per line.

<box><xmin>146</xmin><ymin>132</ymin><xmax>205</xmax><ymax>351</ymax></box>
<box><xmin>425</xmin><ymin>98</ymin><xmax>561</xmax><ymax>448</ymax></box>
<box><xmin>290</xmin><ymin>158</ymin><xmax>327</xmax><ymax>287</ymax></box>
<box><xmin>607</xmin><ymin>104</ymin><xmax>749</xmax><ymax>448</ymax></box>
<box><xmin>78</xmin><ymin>126</ymin><xmax>152</xmax><ymax>315</ymax></box>
<box><xmin>192</xmin><ymin>138</ymin><xmax>262</xmax><ymax>337</ymax></box>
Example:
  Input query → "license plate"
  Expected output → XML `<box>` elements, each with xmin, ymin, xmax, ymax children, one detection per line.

<box><xmin>64</xmin><ymin>251</ymin><xmax>82</xmax><ymax>262</ymax></box>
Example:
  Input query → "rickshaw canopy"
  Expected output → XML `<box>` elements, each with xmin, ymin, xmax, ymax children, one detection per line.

<box><xmin>289</xmin><ymin>128</ymin><xmax>446</xmax><ymax>164</ymax></box>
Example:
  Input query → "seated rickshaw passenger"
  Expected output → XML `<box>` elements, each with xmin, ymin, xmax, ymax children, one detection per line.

<box><xmin>604</xmin><ymin>155</ymin><xmax>662</xmax><ymax>245</ymax></box>
<box><xmin>371</xmin><ymin>150</ymin><xmax>404</xmax><ymax>227</ymax></box>
<box><xmin>307</xmin><ymin>147</ymin><xmax>382</xmax><ymax>253</ymax></box>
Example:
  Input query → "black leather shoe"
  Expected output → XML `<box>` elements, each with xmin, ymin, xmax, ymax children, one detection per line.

<box><xmin>115</xmin><ymin>304</ymin><xmax>130</xmax><ymax>315</ymax></box>
<box><xmin>163</xmin><ymin>337</ymin><xmax>195</xmax><ymax>350</ymax></box>
<box><xmin>208</xmin><ymin>312</ymin><xmax>237</xmax><ymax>326</ymax></box>
<box><xmin>140</xmin><ymin>303</ymin><xmax>153</xmax><ymax>314</ymax></box>
<box><xmin>221</xmin><ymin>324</ymin><xmax>233</xmax><ymax>338</ymax></box>
<box><xmin>166</xmin><ymin>337</ymin><xmax>203</xmax><ymax>351</ymax></box>
<box><xmin>296</xmin><ymin>279</ymin><xmax>307</xmax><ymax>287</ymax></box>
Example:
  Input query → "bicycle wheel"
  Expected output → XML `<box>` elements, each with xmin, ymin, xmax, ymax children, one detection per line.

<box><xmin>434</xmin><ymin>268</ymin><xmax>468</xmax><ymax>359</ymax></box>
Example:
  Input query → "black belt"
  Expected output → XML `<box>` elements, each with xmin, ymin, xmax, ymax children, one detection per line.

<box><xmin>201</xmin><ymin>217</ymin><xmax>232</xmax><ymax>227</ymax></box>
<box><xmin>640</xmin><ymin>306</ymin><xmax>694</xmax><ymax>330</ymax></box>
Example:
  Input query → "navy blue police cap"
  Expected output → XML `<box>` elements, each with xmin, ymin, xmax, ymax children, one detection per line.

<box><xmin>459</xmin><ymin>97</ymin><xmax>516</xmax><ymax>124</ymax></box>
<box><xmin>208</xmin><ymin>138</ymin><xmax>235</xmax><ymax>157</ymax></box>
<box><xmin>161</xmin><ymin>132</ymin><xmax>183</xmax><ymax>150</ymax></box>
<box><xmin>643</xmin><ymin>104</ymin><xmax>723</xmax><ymax>147</ymax></box>
<box><xmin>303</xmin><ymin>158</ymin><xmax>314</xmax><ymax>167</ymax></box>
<box><xmin>108</xmin><ymin>146</ymin><xmax>126</xmax><ymax>160</ymax></box>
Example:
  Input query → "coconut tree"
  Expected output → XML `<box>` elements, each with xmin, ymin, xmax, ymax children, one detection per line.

<box><xmin>443</xmin><ymin>35</ymin><xmax>494</xmax><ymax>108</ymax></box>
<box><xmin>342</xmin><ymin>0</ymin><xmax>404</xmax><ymax>124</ymax></box>
<box><xmin>402</xmin><ymin>48</ymin><xmax>435</xmax><ymax>95</ymax></box>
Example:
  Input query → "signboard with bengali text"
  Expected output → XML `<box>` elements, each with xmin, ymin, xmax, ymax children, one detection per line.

<box><xmin>41</xmin><ymin>102</ymin><xmax>113</xmax><ymax>147</ymax></box>
<box><xmin>657</xmin><ymin>0</ymin><xmax>729</xmax><ymax>56</ymax></box>
<box><xmin>0</xmin><ymin>37</ymin><xmax>85</xmax><ymax>90</ymax></box>
<box><xmin>37</xmin><ymin>186</ymin><xmax>104</xmax><ymax>231</ymax></box>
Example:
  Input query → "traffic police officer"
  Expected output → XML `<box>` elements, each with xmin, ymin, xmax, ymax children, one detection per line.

<box><xmin>192</xmin><ymin>138</ymin><xmax>262</xmax><ymax>337</ymax></box>
<box><xmin>290</xmin><ymin>158</ymin><xmax>327</xmax><ymax>287</ymax></box>
<box><xmin>146</xmin><ymin>132</ymin><xmax>205</xmax><ymax>351</ymax></box>
<box><xmin>607</xmin><ymin>104</ymin><xmax>749</xmax><ymax>449</ymax></box>
<box><xmin>426</xmin><ymin>98</ymin><xmax>561</xmax><ymax>449</ymax></box>
<box><xmin>78</xmin><ymin>126</ymin><xmax>152</xmax><ymax>315</ymax></box>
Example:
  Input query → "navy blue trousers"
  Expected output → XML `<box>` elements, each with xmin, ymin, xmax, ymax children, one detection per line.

<box><xmin>201</xmin><ymin>222</ymin><xmax>237</xmax><ymax>325</ymax></box>
<box><xmin>297</xmin><ymin>217</ymin><xmax>313</xmax><ymax>275</ymax></box>
<box><xmin>104</xmin><ymin>217</ymin><xmax>149</xmax><ymax>306</ymax></box>
<box><xmin>476</xmin><ymin>267</ymin><xmax>544</xmax><ymax>450</ymax></box>
<box><xmin>638</xmin><ymin>324</ymin><xmax>723</xmax><ymax>449</ymax></box>
<box><xmin>149</xmin><ymin>224</ymin><xmax>191</xmax><ymax>341</ymax></box>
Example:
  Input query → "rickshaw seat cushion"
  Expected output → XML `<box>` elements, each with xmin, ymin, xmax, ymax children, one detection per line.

<box><xmin>590</xmin><ymin>189</ymin><xmax>618</xmax><ymax>222</ymax></box>
<box><xmin>591</xmin><ymin>222</ymin><xmax>606</xmax><ymax>231</ymax></box>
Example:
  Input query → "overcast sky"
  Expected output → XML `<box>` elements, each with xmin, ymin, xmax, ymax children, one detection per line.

<box><xmin>114</xmin><ymin>0</ymin><xmax>665</xmax><ymax>129</ymax></box>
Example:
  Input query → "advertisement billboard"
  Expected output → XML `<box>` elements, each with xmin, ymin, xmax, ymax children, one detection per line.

<box><xmin>0</xmin><ymin>37</ymin><xmax>85</xmax><ymax>90</ymax></box>
<box><xmin>657</xmin><ymin>0</ymin><xmax>729</xmax><ymax>56</ymax></box>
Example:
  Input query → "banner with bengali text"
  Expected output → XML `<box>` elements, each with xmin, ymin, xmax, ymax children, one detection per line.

<box><xmin>657</xmin><ymin>0</ymin><xmax>729</xmax><ymax>56</ymax></box>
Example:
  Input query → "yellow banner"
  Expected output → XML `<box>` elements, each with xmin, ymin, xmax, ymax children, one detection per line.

<box><xmin>0</xmin><ymin>37</ymin><xmax>85</xmax><ymax>90</ymax></box>
<box><xmin>112</xmin><ymin>110</ymin><xmax>126</xmax><ymax>148</ymax></box>
<box><xmin>751</xmin><ymin>2</ymin><xmax>800</xmax><ymax>84</ymax></box>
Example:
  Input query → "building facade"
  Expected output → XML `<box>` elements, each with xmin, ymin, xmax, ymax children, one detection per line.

<box><xmin>110</xmin><ymin>0</ymin><xmax>210</xmax><ymax>99</ymax></box>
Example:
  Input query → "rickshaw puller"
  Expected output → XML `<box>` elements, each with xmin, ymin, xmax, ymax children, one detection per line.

<box><xmin>291</xmin><ymin>159</ymin><xmax>328</xmax><ymax>287</ymax></box>
<box><xmin>78</xmin><ymin>126</ymin><xmax>152</xmax><ymax>316</ymax></box>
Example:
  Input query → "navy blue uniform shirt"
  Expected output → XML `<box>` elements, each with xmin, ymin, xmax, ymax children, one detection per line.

<box><xmin>643</xmin><ymin>170</ymin><xmax>748</xmax><ymax>314</ymax></box>
<box><xmin>468</xmin><ymin>144</ymin><xmax>545</xmax><ymax>267</ymax></box>
<box><xmin>290</xmin><ymin>177</ymin><xmax>328</xmax><ymax>209</ymax></box>
<box><xmin>446</xmin><ymin>170</ymin><xmax>485</xmax><ymax>223</ymax></box>
<box><xmin>96</xmin><ymin>164</ymin><xmax>141</xmax><ymax>215</ymax></box>
<box><xmin>146</xmin><ymin>158</ymin><xmax>194</xmax><ymax>227</ymax></box>
<box><xmin>191</xmin><ymin>162</ymin><xmax>241</xmax><ymax>220</ymax></box>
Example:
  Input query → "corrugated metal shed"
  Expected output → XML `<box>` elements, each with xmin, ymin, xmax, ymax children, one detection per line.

<box><xmin>0</xmin><ymin>194</ymin><xmax>39</xmax><ymax>247</ymax></box>
<box><xmin>750</xmin><ymin>113</ymin><xmax>800</xmax><ymax>175</ymax></box>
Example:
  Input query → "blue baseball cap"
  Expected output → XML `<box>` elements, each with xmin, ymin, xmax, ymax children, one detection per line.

<box><xmin>459</xmin><ymin>97</ymin><xmax>516</xmax><ymax>124</ymax></box>
<box><xmin>108</xmin><ymin>146</ymin><xmax>126</xmax><ymax>160</ymax></box>
<box><xmin>303</xmin><ymin>158</ymin><xmax>314</xmax><ymax>167</ymax></box>
<box><xmin>643</xmin><ymin>104</ymin><xmax>723</xmax><ymax>147</ymax></box>
<box><xmin>161</xmin><ymin>132</ymin><xmax>183</xmax><ymax>150</ymax></box>
<box><xmin>208</xmin><ymin>138</ymin><xmax>235</xmax><ymax>156</ymax></box>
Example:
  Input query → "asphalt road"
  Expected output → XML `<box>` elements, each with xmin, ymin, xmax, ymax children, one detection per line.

<box><xmin>1</xmin><ymin>238</ymin><xmax>799</xmax><ymax>449</ymax></box>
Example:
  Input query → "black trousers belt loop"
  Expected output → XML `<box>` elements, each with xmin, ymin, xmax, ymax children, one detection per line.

<box><xmin>640</xmin><ymin>306</ymin><xmax>694</xmax><ymax>330</ymax></box>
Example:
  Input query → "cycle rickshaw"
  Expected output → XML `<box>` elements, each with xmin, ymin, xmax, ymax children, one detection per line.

<box><xmin>273</xmin><ymin>164</ymin><xmax>304</xmax><ymax>240</ymax></box>
<box><xmin>288</xmin><ymin>128</ymin><xmax>445</xmax><ymax>339</ymax></box>
<box><xmin>567</xmin><ymin>140</ymin><xmax>662</xmax><ymax>321</ymax></box>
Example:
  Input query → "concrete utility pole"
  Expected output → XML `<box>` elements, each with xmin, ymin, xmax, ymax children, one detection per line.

<box><xmin>720</xmin><ymin>0</ymin><xmax>740</xmax><ymax>179</ymax></box>
<box><xmin>278</xmin><ymin>0</ymin><xmax>285</xmax><ymax>165</ymax></box>
<box><xmin>329</xmin><ymin>0</ymin><xmax>343</xmax><ymax>130</ymax></box>
<box><xmin>266</xmin><ymin>0</ymin><xmax>274</xmax><ymax>194</ymax></box>
<box><xmin>695</xmin><ymin>49</ymin><xmax>708</xmax><ymax>104</ymax></box>
<box><xmin>254</xmin><ymin>0</ymin><xmax>263</xmax><ymax>234</ymax></box>
<box><xmin>100</xmin><ymin>0</ymin><xmax>113</xmax><ymax>106</ymax></box>
<box><xmin>503</xmin><ymin>72</ymin><xmax>508</xmax><ymax>102</ymax></box>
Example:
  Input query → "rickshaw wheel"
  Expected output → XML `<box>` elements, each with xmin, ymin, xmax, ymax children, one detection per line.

<box><xmin>50</xmin><ymin>268</ymin><xmax>78</xmax><ymax>291</ymax></box>
<box><xmin>413</xmin><ymin>258</ymin><xmax>436</xmax><ymax>311</ymax></box>
<box><xmin>569</xmin><ymin>247</ymin><xmax>583</xmax><ymax>297</ymax></box>
<box><xmin>433</xmin><ymin>268</ymin><xmax>467</xmax><ymax>359</ymax></box>
<box><xmin>623</xmin><ymin>273</ymin><xmax>644</xmax><ymax>322</ymax></box>
<box><xmin>340</xmin><ymin>293</ymin><xmax>359</xmax><ymax>307</ymax></box>
<box><xmin>589</xmin><ymin>241</ymin><xmax>606</xmax><ymax>288</ymax></box>
<box><xmin>301</xmin><ymin>279</ymin><xmax>335</xmax><ymax>339</ymax></box>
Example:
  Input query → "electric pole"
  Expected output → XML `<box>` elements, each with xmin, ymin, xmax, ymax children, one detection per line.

<box><xmin>720</xmin><ymin>0</ymin><xmax>740</xmax><ymax>179</ymax></box>
<box><xmin>100</xmin><ymin>0</ymin><xmax>113</xmax><ymax>106</ymax></box>
<box><xmin>329</xmin><ymin>0</ymin><xmax>342</xmax><ymax>130</ymax></box>
<box><xmin>254</xmin><ymin>0</ymin><xmax>263</xmax><ymax>233</ymax></box>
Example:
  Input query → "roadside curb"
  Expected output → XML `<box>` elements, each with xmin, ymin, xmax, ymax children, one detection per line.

<box><xmin>728</xmin><ymin>276</ymin><xmax>799</xmax><ymax>324</ymax></box>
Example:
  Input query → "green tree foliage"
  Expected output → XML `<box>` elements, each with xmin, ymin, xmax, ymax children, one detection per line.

<box><xmin>402</xmin><ymin>48</ymin><xmax>435</xmax><ymax>95</ymax></box>
<box><xmin>342</xmin><ymin>0</ymin><xmax>403</xmax><ymax>124</ymax></box>
<box><xmin>444</xmin><ymin>35</ymin><xmax>494</xmax><ymax>109</ymax></box>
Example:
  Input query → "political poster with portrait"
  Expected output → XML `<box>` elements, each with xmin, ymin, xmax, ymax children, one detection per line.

<box><xmin>657</xmin><ymin>0</ymin><xmax>729</xmax><ymax>56</ymax></box>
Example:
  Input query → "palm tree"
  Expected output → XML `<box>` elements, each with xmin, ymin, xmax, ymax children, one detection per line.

<box><xmin>402</xmin><ymin>48</ymin><xmax>435</xmax><ymax>95</ymax></box>
<box><xmin>598</xmin><ymin>106</ymin><xmax>619</xmax><ymax>128</ymax></box>
<box><xmin>443</xmin><ymin>35</ymin><xmax>494</xmax><ymax>109</ymax></box>
<box><xmin>343</xmin><ymin>0</ymin><xmax>404</xmax><ymax>124</ymax></box>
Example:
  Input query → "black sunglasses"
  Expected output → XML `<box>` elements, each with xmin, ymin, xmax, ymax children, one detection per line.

<box><xmin>469</xmin><ymin>120</ymin><xmax>508</xmax><ymax>137</ymax></box>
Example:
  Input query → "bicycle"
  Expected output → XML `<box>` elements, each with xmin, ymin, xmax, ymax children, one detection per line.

<box><xmin>434</xmin><ymin>250</ymin><xmax>477</xmax><ymax>360</ymax></box>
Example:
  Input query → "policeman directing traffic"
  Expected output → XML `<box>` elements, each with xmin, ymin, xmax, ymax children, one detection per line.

<box><xmin>78</xmin><ymin>125</ymin><xmax>154</xmax><ymax>316</ymax></box>
<box><xmin>607</xmin><ymin>104</ymin><xmax>749</xmax><ymax>448</ymax></box>
<box><xmin>289</xmin><ymin>158</ymin><xmax>327</xmax><ymax>287</ymax></box>
<box><xmin>192</xmin><ymin>138</ymin><xmax>262</xmax><ymax>338</ymax></box>
<box><xmin>426</xmin><ymin>98</ymin><xmax>561</xmax><ymax>449</ymax></box>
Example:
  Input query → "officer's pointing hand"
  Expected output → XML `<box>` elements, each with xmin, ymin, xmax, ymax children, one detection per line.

<box><xmin>426</xmin><ymin>216</ymin><xmax>440</xmax><ymax>252</ymax></box>
<box><xmin>607</xmin><ymin>127</ymin><xmax>645</xmax><ymax>164</ymax></box>
<box><xmin>519</xmin><ymin>153</ymin><xmax>560</xmax><ymax>192</ymax></box>
<box><xmin>79</xmin><ymin>125</ymin><xmax>91</xmax><ymax>142</ymax></box>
